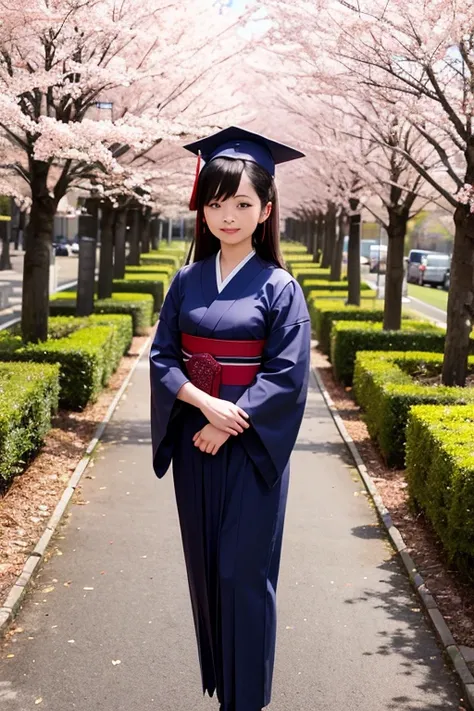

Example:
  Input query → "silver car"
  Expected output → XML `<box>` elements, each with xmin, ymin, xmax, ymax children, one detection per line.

<box><xmin>417</xmin><ymin>253</ymin><xmax>451</xmax><ymax>288</ymax></box>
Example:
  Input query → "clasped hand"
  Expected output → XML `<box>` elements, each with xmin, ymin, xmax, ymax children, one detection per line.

<box><xmin>194</xmin><ymin>395</ymin><xmax>250</xmax><ymax>455</ymax></box>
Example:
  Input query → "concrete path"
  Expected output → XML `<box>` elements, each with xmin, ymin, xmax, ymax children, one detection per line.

<box><xmin>0</xmin><ymin>346</ymin><xmax>463</xmax><ymax>710</ymax></box>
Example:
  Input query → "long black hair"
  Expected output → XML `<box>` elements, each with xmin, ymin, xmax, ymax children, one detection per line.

<box><xmin>189</xmin><ymin>157</ymin><xmax>285</xmax><ymax>268</ymax></box>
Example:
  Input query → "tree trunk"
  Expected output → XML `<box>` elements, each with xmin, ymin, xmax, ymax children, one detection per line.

<box><xmin>22</xmin><ymin>162</ymin><xmax>58</xmax><ymax>343</ymax></box>
<box><xmin>383</xmin><ymin>207</ymin><xmax>408</xmax><ymax>330</ymax></box>
<box><xmin>0</xmin><ymin>221</ymin><xmax>12</xmax><ymax>270</ymax></box>
<box><xmin>442</xmin><ymin>202</ymin><xmax>474</xmax><ymax>386</ymax></box>
<box><xmin>150</xmin><ymin>217</ymin><xmax>159</xmax><ymax>251</ymax></box>
<box><xmin>330</xmin><ymin>210</ymin><xmax>345</xmax><ymax>281</ymax></box>
<box><xmin>322</xmin><ymin>204</ymin><xmax>336</xmax><ymax>271</ymax></box>
<box><xmin>314</xmin><ymin>213</ymin><xmax>324</xmax><ymax>263</ymax></box>
<box><xmin>304</xmin><ymin>220</ymin><xmax>311</xmax><ymax>249</ymax></box>
<box><xmin>347</xmin><ymin>199</ymin><xmax>361</xmax><ymax>306</ymax></box>
<box><xmin>98</xmin><ymin>201</ymin><xmax>114</xmax><ymax>300</ymax></box>
<box><xmin>158</xmin><ymin>218</ymin><xmax>163</xmax><ymax>248</ymax></box>
<box><xmin>76</xmin><ymin>237</ymin><xmax>97</xmax><ymax>317</ymax></box>
<box><xmin>78</xmin><ymin>197</ymin><xmax>99</xmax><ymax>239</ymax></box>
<box><xmin>141</xmin><ymin>208</ymin><xmax>151</xmax><ymax>253</ymax></box>
<box><xmin>15</xmin><ymin>209</ymin><xmax>26</xmax><ymax>251</ymax></box>
<box><xmin>113</xmin><ymin>207</ymin><xmax>127</xmax><ymax>280</ymax></box>
<box><xmin>127</xmin><ymin>210</ymin><xmax>140</xmax><ymax>266</ymax></box>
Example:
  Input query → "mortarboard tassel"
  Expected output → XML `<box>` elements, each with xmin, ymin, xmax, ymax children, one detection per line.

<box><xmin>188</xmin><ymin>150</ymin><xmax>201</xmax><ymax>211</ymax></box>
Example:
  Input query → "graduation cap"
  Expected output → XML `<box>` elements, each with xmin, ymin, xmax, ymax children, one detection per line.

<box><xmin>184</xmin><ymin>126</ymin><xmax>305</xmax><ymax>210</ymax></box>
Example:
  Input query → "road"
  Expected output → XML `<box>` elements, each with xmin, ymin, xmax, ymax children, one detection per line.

<box><xmin>0</xmin><ymin>249</ymin><xmax>81</xmax><ymax>330</ymax></box>
<box><xmin>363</xmin><ymin>270</ymin><xmax>447</xmax><ymax>326</ymax></box>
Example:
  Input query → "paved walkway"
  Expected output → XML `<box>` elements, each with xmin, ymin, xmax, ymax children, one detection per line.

<box><xmin>0</xmin><ymin>345</ymin><xmax>463</xmax><ymax>710</ymax></box>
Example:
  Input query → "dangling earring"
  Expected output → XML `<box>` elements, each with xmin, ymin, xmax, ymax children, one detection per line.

<box><xmin>261</xmin><ymin>221</ymin><xmax>266</xmax><ymax>243</ymax></box>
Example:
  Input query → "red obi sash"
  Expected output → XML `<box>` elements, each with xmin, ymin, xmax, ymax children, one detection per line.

<box><xmin>181</xmin><ymin>333</ymin><xmax>265</xmax><ymax>396</ymax></box>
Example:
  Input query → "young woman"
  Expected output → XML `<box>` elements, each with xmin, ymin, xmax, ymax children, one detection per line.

<box><xmin>149</xmin><ymin>127</ymin><xmax>311</xmax><ymax>711</ymax></box>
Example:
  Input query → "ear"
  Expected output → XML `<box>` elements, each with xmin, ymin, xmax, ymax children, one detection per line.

<box><xmin>259</xmin><ymin>201</ymin><xmax>272</xmax><ymax>223</ymax></box>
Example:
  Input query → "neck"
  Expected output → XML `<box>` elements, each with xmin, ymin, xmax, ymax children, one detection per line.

<box><xmin>219</xmin><ymin>237</ymin><xmax>254</xmax><ymax>270</ymax></box>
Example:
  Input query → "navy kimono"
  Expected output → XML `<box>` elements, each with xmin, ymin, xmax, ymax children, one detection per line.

<box><xmin>149</xmin><ymin>253</ymin><xmax>310</xmax><ymax>711</ymax></box>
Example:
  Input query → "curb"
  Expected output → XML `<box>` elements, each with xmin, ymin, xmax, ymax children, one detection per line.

<box><xmin>311</xmin><ymin>364</ymin><xmax>474</xmax><ymax>709</ymax></box>
<box><xmin>0</xmin><ymin>331</ymin><xmax>153</xmax><ymax>637</ymax></box>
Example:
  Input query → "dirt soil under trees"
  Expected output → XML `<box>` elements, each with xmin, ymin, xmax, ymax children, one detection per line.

<box><xmin>0</xmin><ymin>330</ymin><xmax>152</xmax><ymax>605</ymax></box>
<box><xmin>411</xmin><ymin>372</ymin><xmax>474</xmax><ymax>388</ymax></box>
<box><xmin>311</xmin><ymin>346</ymin><xmax>474</xmax><ymax>653</ymax></box>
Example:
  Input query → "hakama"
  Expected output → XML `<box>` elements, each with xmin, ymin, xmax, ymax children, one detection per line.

<box><xmin>150</xmin><ymin>253</ymin><xmax>310</xmax><ymax>711</ymax></box>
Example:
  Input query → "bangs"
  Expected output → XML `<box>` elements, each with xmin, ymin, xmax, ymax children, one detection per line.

<box><xmin>198</xmin><ymin>157</ymin><xmax>246</xmax><ymax>207</ymax></box>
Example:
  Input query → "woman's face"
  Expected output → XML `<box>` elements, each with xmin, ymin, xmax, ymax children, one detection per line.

<box><xmin>203</xmin><ymin>169</ymin><xmax>272</xmax><ymax>248</ymax></box>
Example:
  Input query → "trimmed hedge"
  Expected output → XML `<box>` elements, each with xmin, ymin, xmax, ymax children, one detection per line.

<box><xmin>113</xmin><ymin>274</ymin><xmax>168</xmax><ymax>313</ymax></box>
<box><xmin>308</xmin><ymin>300</ymin><xmax>385</xmax><ymax>354</ymax></box>
<box><xmin>300</xmin><ymin>279</ymin><xmax>370</xmax><ymax>298</ymax></box>
<box><xmin>285</xmin><ymin>259</ymin><xmax>319</xmax><ymax>272</ymax></box>
<box><xmin>307</xmin><ymin>290</ymin><xmax>377</xmax><ymax>302</ymax></box>
<box><xmin>0</xmin><ymin>314</ymin><xmax>133</xmax><ymax>410</ymax></box>
<box><xmin>88</xmin><ymin>314</ymin><xmax>133</xmax><ymax>368</ymax></box>
<box><xmin>406</xmin><ymin>404</ymin><xmax>474</xmax><ymax>575</ymax></box>
<box><xmin>292</xmin><ymin>268</ymin><xmax>331</xmax><ymax>282</ymax></box>
<box><xmin>140</xmin><ymin>253</ymin><xmax>180</xmax><ymax>269</ymax></box>
<box><xmin>284</xmin><ymin>254</ymin><xmax>314</xmax><ymax>263</ymax></box>
<box><xmin>154</xmin><ymin>241</ymin><xmax>188</xmax><ymax>254</ymax></box>
<box><xmin>280</xmin><ymin>243</ymin><xmax>311</xmax><ymax>254</ymax></box>
<box><xmin>353</xmin><ymin>351</ymin><xmax>474</xmax><ymax>467</ymax></box>
<box><xmin>49</xmin><ymin>292</ymin><xmax>154</xmax><ymax>335</ymax></box>
<box><xmin>331</xmin><ymin>321</ymin><xmax>446</xmax><ymax>386</ymax></box>
<box><xmin>0</xmin><ymin>362</ymin><xmax>60</xmax><ymax>489</ymax></box>
<box><xmin>126</xmin><ymin>264</ymin><xmax>174</xmax><ymax>277</ymax></box>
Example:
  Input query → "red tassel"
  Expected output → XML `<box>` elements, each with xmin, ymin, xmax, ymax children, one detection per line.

<box><xmin>188</xmin><ymin>151</ymin><xmax>201</xmax><ymax>211</ymax></box>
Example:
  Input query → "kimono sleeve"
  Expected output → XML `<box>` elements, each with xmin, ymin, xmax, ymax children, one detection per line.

<box><xmin>237</xmin><ymin>279</ymin><xmax>311</xmax><ymax>490</ymax></box>
<box><xmin>149</xmin><ymin>270</ymin><xmax>189</xmax><ymax>478</ymax></box>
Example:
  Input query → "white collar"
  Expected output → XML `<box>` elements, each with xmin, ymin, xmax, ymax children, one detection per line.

<box><xmin>215</xmin><ymin>249</ymin><xmax>256</xmax><ymax>293</ymax></box>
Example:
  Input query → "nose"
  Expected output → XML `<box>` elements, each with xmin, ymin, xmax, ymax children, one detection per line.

<box><xmin>223</xmin><ymin>215</ymin><xmax>235</xmax><ymax>224</ymax></box>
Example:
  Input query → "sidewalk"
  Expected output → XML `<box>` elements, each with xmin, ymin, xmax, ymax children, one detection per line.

<box><xmin>0</xmin><ymin>347</ymin><xmax>463</xmax><ymax>710</ymax></box>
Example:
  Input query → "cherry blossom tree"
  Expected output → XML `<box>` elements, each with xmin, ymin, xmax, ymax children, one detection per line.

<box><xmin>0</xmin><ymin>0</ymin><xmax>253</xmax><ymax>342</ymax></box>
<box><xmin>259</xmin><ymin>0</ymin><xmax>473</xmax><ymax>382</ymax></box>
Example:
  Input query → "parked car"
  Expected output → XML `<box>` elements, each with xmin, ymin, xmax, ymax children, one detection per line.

<box><xmin>406</xmin><ymin>249</ymin><xmax>434</xmax><ymax>282</ymax></box>
<box><xmin>369</xmin><ymin>244</ymin><xmax>388</xmax><ymax>273</ymax></box>
<box><xmin>443</xmin><ymin>268</ymin><xmax>451</xmax><ymax>291</ymax></box>
<box><xmin>53</xmin><ymin>242</ymin><xmax>69</xmax><ymax>256</ymax></box>
<box><xmin>417</xmin><ymin>253</ymin><xmax>451</xmax><ymax>288</ymax></box>
<box><xmin>52</xmin><ymin>235</ymin><xmax>70</xmax><ymax>256</ymax></box>
<box><xmin>70</xmin><ymin>241</ymin><xmax>80</xmax><ymax>255</ymax></box>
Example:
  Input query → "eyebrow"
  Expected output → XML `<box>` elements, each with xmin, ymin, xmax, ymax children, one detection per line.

<box><xmin>234</xmin><ymin>194</ymin><xmax>252</xmax><ymax>199</ymax></box>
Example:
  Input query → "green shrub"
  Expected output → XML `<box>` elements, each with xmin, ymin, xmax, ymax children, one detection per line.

<box><xmin>301</xmin><ymin>279</ymin><xmax>371</xmax><ymax>297</ymax></box>
<box><xmin>353</xmin><ymin>351</ymin><xmax>474</xmax><ymax>467</ymax></box>
<box><xmin>88</xmin><ymin>314</ymin><xmax>133</xmax><ymax>368</ymax></box>
<box><xmin>331</xmin><ymin>321</ymin><xmax>446</xmax><ymax>386</ymax></box>
<box><xmin>126</xmin><ymin>264</ymin><xmax>174</xmax><ymax>277</ymax></box>
<box><xmin>0</xmin><ymin>317</ymin><xmax>130</xmax><ymax>410</ymax></box>
<box><xmin>284</xmin><ymin>254</ymin><xmax>314</xmax><ymax>263</ymax></box>
<box><xmin>49</xmin><ymin>292</ymin><xmax>154</xmax><ymax>335</ymax></box>
<box><xmin>308</xmin><ymin>300</ymin><xmax>385</xmax><ymax>353</ymax></box>
<box><xmin>113</xmin><ymin>274</ymin><xmax>168</xmax><ymax>313</ymax></box>
<box><xmin>153</xmin><ymin>241</ymin><xmax>188</xmax><ymax>254</ymax></box>
<box><xmin>406</xmin><ymin>404</ymin><xmax>474</xmax><ymax>576</ymax></box>
<box><xmin>140</xmin><ymin>253</ymin><xmax>180</xmax><ymax>269</ymax></box>
<box><xmin>0</xmin><ymin>362</ymin><xmax>60</xmax><ymax>489</ymax></box>
<box><xmin>307</xmin><ymin>290</ymin><xmax>377</xmax><ymax>302</ymax></box>
<box><xmin>280</xmin><ymin>243</ymin><xmax>311</xmax><ymax>254</ymax></box>
<box><xmin>292</xmin><ymin>268</ymin><xmax>331</xmax><ymax>282</ymax></box>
